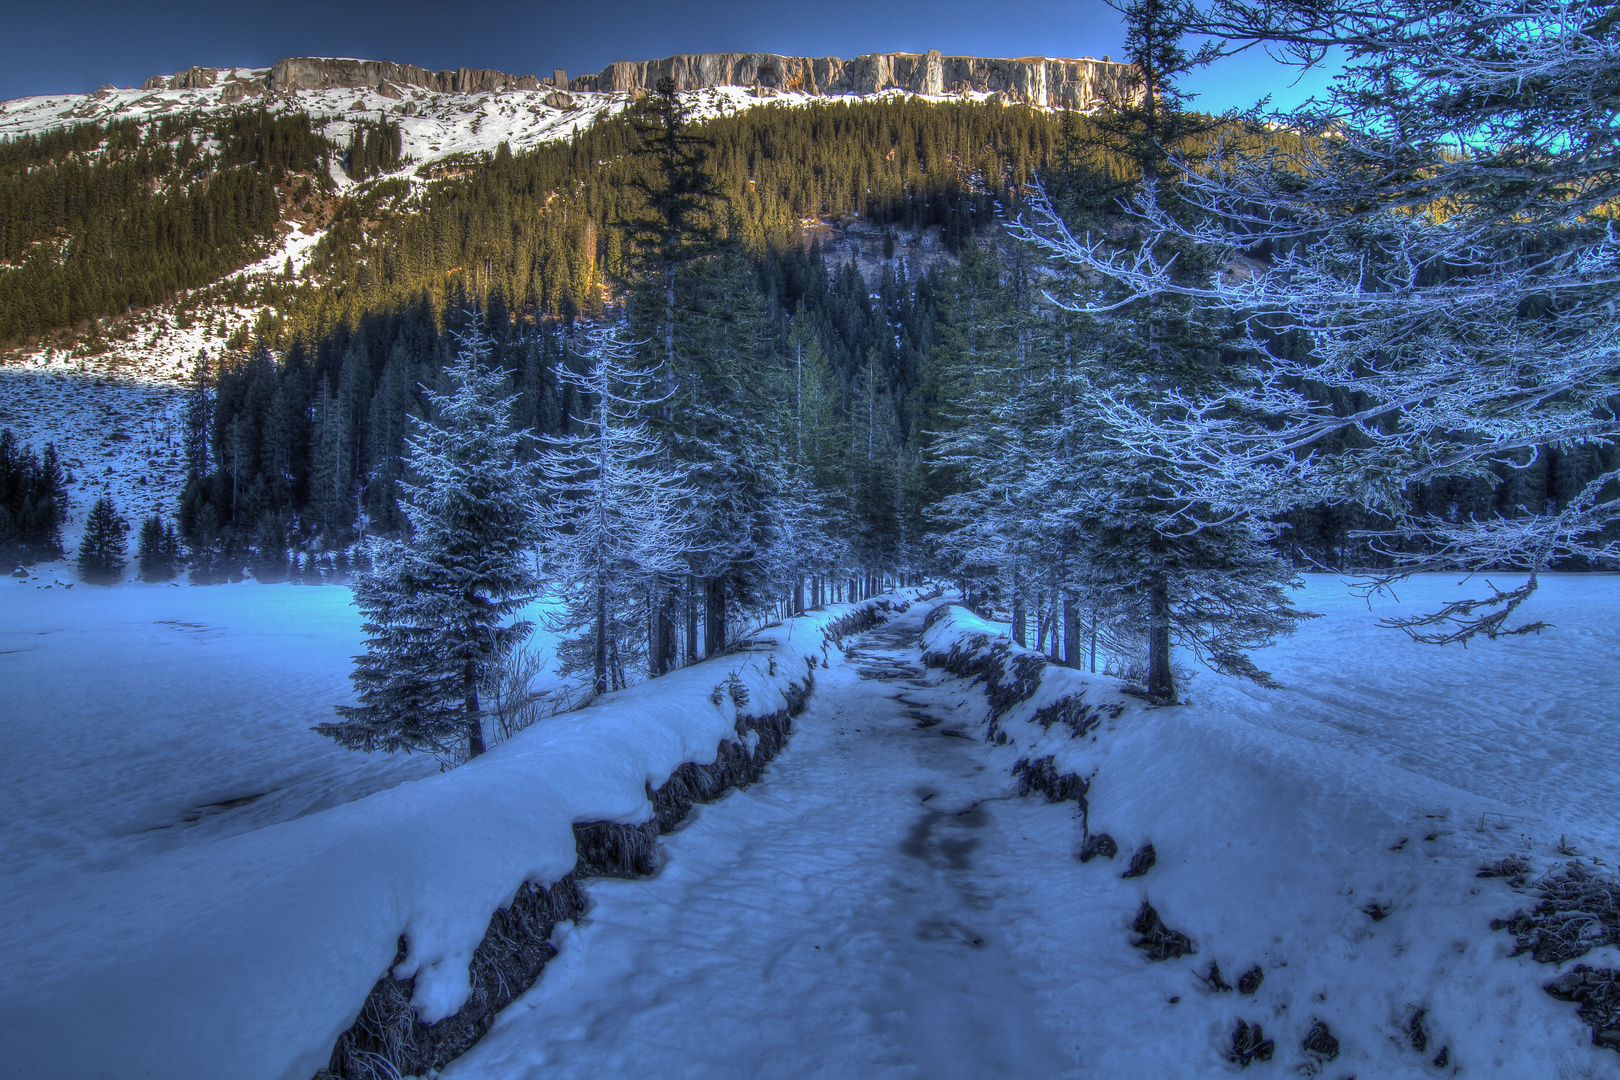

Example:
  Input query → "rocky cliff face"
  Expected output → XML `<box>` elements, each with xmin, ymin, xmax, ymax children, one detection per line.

<box><xmin>140</xmin><ymin>51</ymin><xmax>1136</xmax><ymax>109</ymax></box>
<box><xmin>143</xmin><ymin>59</ymin><xmax>544</xmax><ymax>97</ymax></box>
<box><xmin>567</xmin><ymin>50</ymin><xmax>1137</xmax><ymax>108</ymax></box>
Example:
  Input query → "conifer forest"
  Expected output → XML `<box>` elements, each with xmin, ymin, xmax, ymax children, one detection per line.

<box><xmin>3</xmin><ymin>1</ymin><xmax>1619</xmax><ymax>1076</ymax></box>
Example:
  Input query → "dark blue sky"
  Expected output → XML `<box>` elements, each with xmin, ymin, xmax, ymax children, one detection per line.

<box><xmin>0</xmin><ymin>0</ymin><xmax>1332</xmax><ymax>112</ymax></box>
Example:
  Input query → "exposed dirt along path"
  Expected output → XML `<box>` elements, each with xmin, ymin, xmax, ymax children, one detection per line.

<box><xmin>447</xmin><ymin>600</ymin><xmax>1093</xmax><ymax>1079</ymax></box>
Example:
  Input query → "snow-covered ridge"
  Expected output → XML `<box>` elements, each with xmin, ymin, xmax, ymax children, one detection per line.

<box><xmin>0</xmin><ymin>588</ymin><xmax>923</xmax><ymax>1080</ymax></box>
<box><xmin>0</xmin><ymin>70</ymin><xmax>630</xmax><ymax>170</ymax></box>
<box><xmin>0</xmin><ymin>49</ymin><xmax>1132</xmax><ymax>170</ymax></box>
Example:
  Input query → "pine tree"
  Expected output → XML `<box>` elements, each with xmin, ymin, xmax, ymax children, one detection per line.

<box><xmin>539</xmin><ymin>326</ymin><xmax>699</xmax><ymax>695</ymax></box>
<box><xmin>1002</xmin><ymin>0</ymin><xmax>1313</xmax><ymax>702</ymax></box>
<box><xmin>623</xmin><ymin>75</ymin><xmax>731</xmax><ymax>673</ymax></box>
<box><xmin>318</xmin><ymin>321</ymin><xmax>540</xmax><ymax>762</ymax></box>
<box><xmin>78</xmin><ymin>497</ymin><xmax>129</xmax><ymax>584</ymax></box>
<box><xmin>136</xmin><ymin>514</ymin><xmax>184</xmax><ymax>582</ymax></box>
<box><xmin>1043</xmin><ymin>0</ymin><xmax>1620</xmax><ymax>641</ymax></box>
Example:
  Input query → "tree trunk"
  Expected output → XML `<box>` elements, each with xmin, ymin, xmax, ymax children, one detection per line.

<box><xmin>1063</xmin><ymin>592</ymin><xmax>1079</xmax><ymax>669</ymax></box>
<box><xmin>464</xmin><ymin>660</ymin><xmax>486</xmax><ymax>759</ymax></box>
<box><xmin>653</xmin><ymin>574</ymin><xmax>677</xmax><ymax>676</ymax></box>
<box><xmin>684</xmin><ymin>573</ymin><xmax>698</xmax><ymax>666</ymax></box>
<box><xmin>1050</xmin><ymin>591</ymin><xmax>1063</xmax><ymax>662</ymax></box>
<box><xmin>793</xmin><ymin>576</ymin><xmax>805</xmax><ymax>616</ymax></box>
<box><xmin>1012</xmin><ymin>587</ymin><xmax>1027</xmax><ymax>648</ymax></box>
<box><xmin>1146</xmin><ymin>577</ymin><xmax>1176</xmax><ymax>704</ymax></box>
<box><xmin>593</xmin><ymin>583</ymin><xmax>608</xmax><ymax>697</ymax></box>
<box><xmin>704</xmin><ymin>576</ymin><xmax>726</xmax><ymax>657</ymax></box>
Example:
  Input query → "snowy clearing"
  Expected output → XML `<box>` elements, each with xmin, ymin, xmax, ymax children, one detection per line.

<box><xmin>0</xmin><ymin>583</ymin><xmax>436</xmax><ymax>897</ymax></box>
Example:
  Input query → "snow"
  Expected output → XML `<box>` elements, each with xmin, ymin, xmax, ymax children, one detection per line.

<box><xmin>0</xmin><ymin>588</ymin><xmax>922</xmax><ymax>1080</ymax></box>
<box><xmin>445</xmin><ymin>577</ymin><xmax>1619</xmax><ymax>1078</ymax></box>
<box><xmin>1190</xmin><ymin>574</ymin><xmax>1620</xmax><ymax>855</ymax></box>
<box><xmin>0</xmin><ymin>76</ymin><xmax>622</xmax><ymax>175</ymax></box>
<box><xmin>232</xmin><ymin>223</ymin><xmax>328</xmax><ymax>282</ymax></box>
<box><xmin>1</xmin><ymin>573</ymin><xmax>1614</xmax><ymax>1077</ymax></box>
<box><xmin>0</xmin><ymin>583</ymin><xmax>439</xmax><ymax>897</ymax></box>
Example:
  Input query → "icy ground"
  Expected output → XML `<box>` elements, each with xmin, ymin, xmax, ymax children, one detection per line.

<box><xmin>0</xmin><ymin>583</ymin><xmax>565</xmax><ymax>901</ymax></box>
<box><xmin>443</xmin><ymin>580</ymin><xmax>1620</xmax><ymax>1079</ymax></box>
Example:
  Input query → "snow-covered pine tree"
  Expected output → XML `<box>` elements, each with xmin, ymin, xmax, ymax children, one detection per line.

<box><xmin>539</xmin><ymin>326</ymin><xmax>699</xmax><ymax>696</ymax></box>
<box><xmin>317</xmin><ymin>321</ymin><xmax>539</xmax><ymax>763</ymax></box>
<box><xmin>77</xmin><ymin>497</ymin><xmax>128</xmax><ymax>584</ymax></box>
<box><xmin>750</xmin><ymin>317</ymin><xmax>845</xmax><ymax>617</ymax></box>
<box><xmin>999</xmin><ymin>0</ymin><xmax>1313</xmax><ymax>701</ymax></box>
<box><xmin>1027</xmin><ymin>0</ymin><xmax>1620</xmax><ymax>641</ymax></box>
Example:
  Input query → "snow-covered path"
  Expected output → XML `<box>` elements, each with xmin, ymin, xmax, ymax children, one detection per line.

<box><xmin>447</xmin><ymin>601</ymin><xmax>1093</xmax><ymax>1079</ymax></box>
<box><xmin>442</xmin><ymin>582</ymin><xmax>1620</xmax><ymax>1080</ymax></box>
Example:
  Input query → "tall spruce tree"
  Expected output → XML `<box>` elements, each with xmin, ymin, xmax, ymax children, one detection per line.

<box><xmin>136</xmin><ymin>514</ymin><xmax>185</xmax><ymax>582</ymax></box>
<box><xmin>318</xmin><ymin>322</ymin><xmax>539</xmax><ymax>763</ymax></box>
<box><xmin>623</xmin><ymin>76</ymin><xmax>739</xmax><ymax>669</ymax></box>
<box><xmin>78</xmin><ymin>497</ymin><xmax>129</xmax><ymax>585</ymax></box>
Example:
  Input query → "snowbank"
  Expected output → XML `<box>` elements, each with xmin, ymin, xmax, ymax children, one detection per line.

<box><xmin>0</xmin><ymin>590</ymin><xmax>921</xmax><ymax>1080</ymax></box>
<box><xmin>919</xmin><ymin>601</ymin><xmax>1616</xmax><ymax>1077</ymax></box>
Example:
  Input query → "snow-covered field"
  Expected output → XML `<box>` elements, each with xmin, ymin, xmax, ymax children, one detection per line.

<box><xmin>0</xmin><ymin>583</ymin><xmax>574</xmax><ymax>898</ymax></box>
<box><xmin>1</xmin><ymin>584</ymin><xmax>430</xmax><ymax>894</ymax></box>
<box><xmin>0</xmin><ymin>575</ymin><xmax>1613</xmax><ymax>1077</ymax></box>
<box><xmin>1194</xmin><ymin>573</ymin><xmax>1620</xmax><ymax>856</ymax></box>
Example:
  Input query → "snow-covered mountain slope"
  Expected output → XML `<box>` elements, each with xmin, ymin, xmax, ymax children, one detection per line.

<box><xmin>0</xmin><ymin>67</ymin><xmax>618</xmax><ymax>161</ymax></box>
<box><xmin>0</xmin><ymin>369</ymin><xmax>187</xmax><ymax>555</ymax></box>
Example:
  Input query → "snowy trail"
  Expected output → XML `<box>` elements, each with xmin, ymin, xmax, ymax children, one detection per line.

<box><xmin>446</xmin><ymin>600</ymin><xmax>1092</xmax><ymax>1079</ymax></box>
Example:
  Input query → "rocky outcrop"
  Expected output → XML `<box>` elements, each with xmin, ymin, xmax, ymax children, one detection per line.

<box><xmin>142</xmin><ymin>58</ymin><xmax>550</xmax><ymax>97</ymax></box>
<box><xmin>265</xmin><ymin>58</ymin><xmax>543</xmax><ymax>94</ymax></box>
<box><xmin>139</xmin><ymin>51</ymin><xmax>1135</xmax><ymax>109</ymax></box>
<box><xmin>566</xmin><ymin>50</ymin><xmax>1138</xmax><ymax>108</ymax></box>
<box><xmin>143</xmin><ymin>66</ymin><xmax>222</xmax><ymax>90</ymax></box>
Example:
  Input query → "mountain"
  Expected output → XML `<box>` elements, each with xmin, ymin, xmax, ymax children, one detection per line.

<box><xmin>0</xmin><ymin>51</ymin><xmax>1138</xmax><ymax>551</ymax></box>
<box><xmin>130</xmin><ymin>51</ymin><xmax>1135</xmax><ymax>107</ymax></box>
<box><xmin>1</xmin><ymin>50</ymin><xmax>1134</xmax><ymax>171</ymax></box>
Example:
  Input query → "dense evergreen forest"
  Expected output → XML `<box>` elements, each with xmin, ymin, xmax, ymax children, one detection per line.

<box><xmin>0</xmin><ymin>110</ymin><xmax>407</xmax><ymax>343</ymax></box>
<box><xmin>0</xmin><ymin>112</ymin><xmax>333</xmax><ymax>341</ymax></box>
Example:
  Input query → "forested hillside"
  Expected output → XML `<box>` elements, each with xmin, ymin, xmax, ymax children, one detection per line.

<box><xmin>4</xmin><ymin>14</ymin><xmax>1614</xmax><ymax>694</ymax></box>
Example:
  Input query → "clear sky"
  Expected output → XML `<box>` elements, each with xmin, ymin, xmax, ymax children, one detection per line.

<box><xmin>0</xmin><ymin>0</ymin><xmax>1335</xmax><ymax>113</ymax></box>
